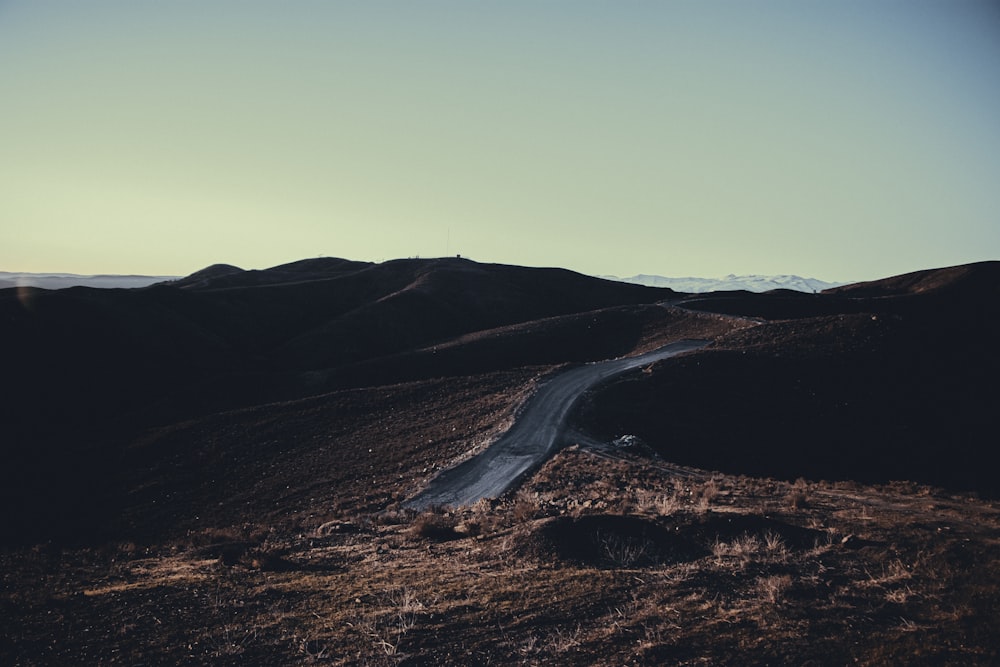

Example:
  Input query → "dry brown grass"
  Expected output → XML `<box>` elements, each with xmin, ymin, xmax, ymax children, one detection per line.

<box><xmin>4</xmin><ymin>445</ymin><xmax>1000</xmax><ymax>665</ymax></box>
<box><xmin>409</xmin><ymin>507</ymin><xmax>460</xmax><ymax>541</ymax></box>
<box><xmin>787</xmin><ymin>477</ymin><xmax>811</xmax><ymax>509</ymax></box>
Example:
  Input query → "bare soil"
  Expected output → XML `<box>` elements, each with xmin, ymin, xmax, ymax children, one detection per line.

<box><xmin>3</xmin><ymin>258</ymin><xmax>999</xmax><ymax>665</ymax></box>
<box><xmin>4</xmin><ymin>445</ymin><xmax>999</xmax><ymax>665</ymax></box>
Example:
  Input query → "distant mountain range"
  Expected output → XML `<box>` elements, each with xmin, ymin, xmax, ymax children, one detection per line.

<box><xmin>0</xmin><ymin>271</ymin><xmax>178</xmax><ymax>290</ymax></box>
<box><xmin>603</xmin><ymin>273</ymin><xmax>845</xmax><ymax>293</ymax></box>
<box><xmin>3</xmin><ymin>268</ymin><xmax>845</xmax><ymax>294</ymax></box>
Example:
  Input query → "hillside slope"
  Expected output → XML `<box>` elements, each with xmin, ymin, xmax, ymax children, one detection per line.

<box><xmin>0</xmin><ymin>257</ymin><xmax>690</xmax><ymax>542</ymax></box>
<box><xmin>1</xmin><ymin>257</ymin><xmax>670</xmax><ymax>432</ymax></box>
<box><xmin>579</xmin><ymin>261</ymin><xmax>1000</xmax><ymax>495</ymax></box>
<box><xmin>4</xmin><ymin>260</ymin><xmax>1000</xmax><ymax>666</ymax></box>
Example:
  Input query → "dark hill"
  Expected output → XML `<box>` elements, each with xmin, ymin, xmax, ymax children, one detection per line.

<box><xmin>0</xmin><ymin>257</ymin><xmax>680</xmax><ymax>542</ymax></box>
<box><xmin>1</xmin><ymin>257</ymin><xmax>672</xmax><ymax>431</ymax></box>
<box><xmin>824</xmin><ymin>260</ymin><xmax>1000</xmax><ymax>298</ymax></box>
<box><xmin>674</xmin><ymin>261</ymin><xmax>1000</xmax><ymax>321</ymax></box>
<box><xmin>576</xmin><ymin>261</ymin><xmax>1000</xmax><ymax>496</ymax></box>
<box><xmin>3</xmin><ymin>257</ymin><xmax>998</xmax><ymax>545</ymax></box>
<box><xmin>4</xmin><ymin>259</ymin><xmax>1000</xmax><ymax>667</ymax></box>
<box><xmin>167</xmin><ymin>257</ymin><xmax>377</xmax><ymax>290</ymax></box>
<box><xmin>167</xmin><ymin>262</ymin><xmax>245</xmax><ymax>288</ymax></box>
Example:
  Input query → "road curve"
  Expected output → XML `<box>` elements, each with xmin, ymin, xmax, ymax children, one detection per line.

<box><xmin>405</xmin><ymin>339</ymin><xmax>710</xmax><ymax>509</ymax></box>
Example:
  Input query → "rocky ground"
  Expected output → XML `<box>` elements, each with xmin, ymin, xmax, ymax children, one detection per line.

<box><xmin>4</xmin><ymin>441</ymin><xmax>999</xmax><ymax>665</ymax></box>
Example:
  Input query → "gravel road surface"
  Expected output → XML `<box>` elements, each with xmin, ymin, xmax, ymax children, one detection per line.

<box><xmin>406</xmin><ymin>339</ymin><xmax>709</xmax><ymax>509</ymax></box>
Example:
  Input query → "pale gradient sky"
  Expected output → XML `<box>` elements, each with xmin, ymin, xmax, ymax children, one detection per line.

<box><xmin>2</xmin><ymin>1</ymin><xmax>999</xmax><ymax>282</ymax></box>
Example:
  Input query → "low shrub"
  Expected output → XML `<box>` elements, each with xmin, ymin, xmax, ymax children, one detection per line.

<box><xmin>410</xmin><ymin>509</ymin><xmax>460</xmax><ymax>541</ymax></box>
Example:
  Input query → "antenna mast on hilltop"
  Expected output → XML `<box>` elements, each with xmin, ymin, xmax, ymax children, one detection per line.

<box><xmin>446</xmin><ymin>227</ymin><xmax>450</xmax><ymax>256</ymax></box>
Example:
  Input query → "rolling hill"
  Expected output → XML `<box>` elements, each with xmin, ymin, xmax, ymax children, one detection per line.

<box><xmin>3</xmin><ymin>256</ymin><xmax>998</xmax><ymax>545</ymax></box>
<box><xmin>1</xmin><ymin>257</ymin><xmax>691</xmax><ymax>540</ymax></box>
<box><xmin>577</xmin><ymin>261</ymin><xmax>1000</xmax><ymax>494</ymax></box>
<box><xmin>3</xmin><ymin>257</ymin><xmax>1000</xmax><ymax>665</ymax></box>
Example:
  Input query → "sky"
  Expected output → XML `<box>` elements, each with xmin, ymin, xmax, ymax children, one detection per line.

<box><xmin>1</xmin><ymin>1</ymin><xmax>999</xmax><ymax>282</ymax></box>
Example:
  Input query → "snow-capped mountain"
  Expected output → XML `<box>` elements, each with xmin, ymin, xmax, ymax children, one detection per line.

<box><xmin>0</xmin><ymin>272</ymin><xmax>178</xmax><ymax>290</ymax></box>
<box><xmin>603</xmin><ymin>273</ymin><xmax>845</xmax><ymax>293</ymax></box>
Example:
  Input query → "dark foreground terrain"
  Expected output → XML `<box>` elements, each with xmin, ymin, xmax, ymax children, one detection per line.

<box><xmin>2</xmin><ymin>258</ymin><xmax>998</xmax><ymax>664</ymax></box>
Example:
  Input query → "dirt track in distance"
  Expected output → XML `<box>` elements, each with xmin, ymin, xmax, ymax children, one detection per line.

<box><xmin>405</xmin><ymin>339</ymin><xmax>709</xmax><ymax>509</ymax></box>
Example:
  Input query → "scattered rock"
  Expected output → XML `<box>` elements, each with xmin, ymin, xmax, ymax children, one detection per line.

<box><xmin>314</xmin><ymin>521</ymin><xmax>366</xmax><ymax>537</ymax></box>
<box><xmin>188</xmin><ymin>541</ymin><xmax>256</xmax><ymax>565</ymax></box>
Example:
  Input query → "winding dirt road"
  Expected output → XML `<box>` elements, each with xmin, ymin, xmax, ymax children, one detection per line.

<box><xmin>405</xmin><ymin>339</ymin><xmax>709</xmax><ymax>509</ymax></box>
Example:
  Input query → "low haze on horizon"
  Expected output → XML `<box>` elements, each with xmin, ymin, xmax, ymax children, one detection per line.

<box><xmin>2</xmin><ymin>1</ymin><xmax>999</xmax><ymax>283</ymax></box>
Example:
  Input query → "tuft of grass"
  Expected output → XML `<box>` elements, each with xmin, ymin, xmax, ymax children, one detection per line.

<box><xmin>511</xmin><ymin>490</ymin><xmax>540</xmax><ymax>523</ymax></box>
<box><xmin>353</xmin><ymin>588</ymin><xmax>426</xmax><ymax>658</ymax></box>
<box><xmin>636</xmin><ymin>488</ymin><xmax>682</xmax><ymax>516</ymax></box>
<box><xmin>787</xmin><ymin>478</ymin><xmax>811</xmax><ymax>510</ymax></box>
<box><xmin>696</xmin><ymin>479</ymin><xmax>721</xmax><ymax>512</ymax></box>
<box><xmin>755</xmin><ymin>574</ymin><xmax>793</xmax><ymax>604</ymax></box>
<box><xmin>409</xmin><ymin>508</ymin><xmax>459</xmax><ymax>541</ymax></box>
<box><xmin>596</xmin><ymin>530</ymin><xmax>656</xmax><ymax>568</ymax></box>
<box><xmin>762</xmin><ymin>530</ymin><xmax>790</xmax><ymax>562</ymax></box>
<box><xmin>712</xmin><ymin>534</ymin><xmax>761</xmax><ymax>564</ymax></box>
